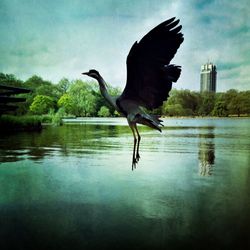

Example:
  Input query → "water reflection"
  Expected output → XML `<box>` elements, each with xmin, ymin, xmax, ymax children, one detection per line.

<box><xmin>1</xmin><ymin>118</ymin><xmax>250</xmax><ymax>249</ymax></box>
<box><xmin>198</xmin><ymin>127</ymin><xmax>215</xmax><ymax>176</ymax></box>
<box><xmin>0</xmin><ymin>124</ymin><xmax>131</xmax><ymax>163</ymax></box>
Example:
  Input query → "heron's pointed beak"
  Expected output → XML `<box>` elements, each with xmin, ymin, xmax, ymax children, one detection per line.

<box><xmin>82</xmin><ymin>72</ymin><xmax>89</xmax><ymax>75</ymax></box>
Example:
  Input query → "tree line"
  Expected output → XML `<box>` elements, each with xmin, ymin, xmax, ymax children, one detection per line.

<box><xmin>1</xmin><ymin>72</ymin><xmax>250</xmax><ymax>117</ymax></box>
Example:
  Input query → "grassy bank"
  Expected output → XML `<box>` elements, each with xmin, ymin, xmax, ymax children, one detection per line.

<box><xmin>0</xmin><ymin>115</ymin><xmax>43</xmax><ymax>132</ymax></box>
<box><xmin>0</xmin><ymin>112</ymin><xmax>64</xmax><ymax>132</ymax></box>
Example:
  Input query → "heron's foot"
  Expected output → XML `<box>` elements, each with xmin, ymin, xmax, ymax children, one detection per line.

<box><xmin>136</xmin><ymin>153</ymin><xmax>140</xmax><ymax>162</ymax></box>
<box><xmin>132</xmin><ymin>158</ymin><xmax>137</xmax><ymax>170</ymax></box>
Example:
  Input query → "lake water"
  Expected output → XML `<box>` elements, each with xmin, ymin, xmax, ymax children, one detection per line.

<box><xmin>0</xmin><ymin>118</ymin><xmax>250</xmax><ymax>250</ymax></box>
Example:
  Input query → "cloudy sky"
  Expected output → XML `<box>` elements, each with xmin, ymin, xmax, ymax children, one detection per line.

<box><xmin>0</xmin><ymin>0</ymin><xmax>249</xmax><ymax>91</ymax></box>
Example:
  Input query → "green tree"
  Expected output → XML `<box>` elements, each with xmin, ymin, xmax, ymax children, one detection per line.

<box><xmin>98</xmin><ymin>106</ymin><xmax>110</xmax><ymax>117</ymax></box>
<box><xmin>162</xmin><ymin>89</ymin><xmax>199</xmax><ymax>116</ymax></box>
<box><xmin>212</xmin><ymin>92</ymin><xmax>228</xmax><ymax>117</ymax></box>
<box><xmin>29</xmin><ymin>95</ymin><xmax>55</xmax><ymax>115</ymax></box>
<box><xmin>56</xmin><ymin>78</ymin><xmax>71</xmax><ymax>96</ymax></box>
<box><xmin>0</xmin><ymin>73</ymin><xmax>23</xmax><ymax>87</ymax></box>
<box><xmin>227</xmin><ymin>92</ymin><xmax>250</xmax><ymax>116</ymax></box>
<box><xmin>58</xmin><ymin>94</ymin><xmax>74</xmax><ymax>114</ymax></box>
<box><xmin>68</xmin><ymin>80</ymin><xmax>97</xmax><ymax>116</ymax></box>
<box><xmin>198</xmin><ymin>92</ymin><xmax>215</xmax><ymax>116</ymax></box>
<box><xmin>163</xmin><ymin>103</ymin><xmax>186</xmax><ymax>116</ymax></box>
<box><xmin>21</xmin><ymin>75</ymin><xmax>57</xmax><ymax>115</ymax></box>
<box><xmin>24</xmin><ymin>75</ymin><xmax>52</xmax><ymax>90</ymax></box>
<box><xmin>212</xmin><ymin>101</ymin><xmax>228</xmax><ymax>116</ymax></box>
<box><xmin>225</xmin><ymin>89</ymin><xmax>238</xmax><ymax>101</ymax></box>
<box><xmin>241</xmin><ymin>91</ymin><xmax>250</xmax><ymax>115</ymax></box>
<box><xmin>35</xmin><ymin>84</ymin><xmax>59</xmax><ymax>99</ymax></box>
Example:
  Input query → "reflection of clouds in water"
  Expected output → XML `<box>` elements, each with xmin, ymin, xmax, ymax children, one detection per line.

<box><xmin>1</xmin><ymin>120</ymin><xmax>217</xmax><ymax>163</ymax></box>
<box><xmin>198</xmin><ymin>128</ymin><xmax>215</xmax><ymax>176</ymax></box>
<box><xmin>0</xmin><ymin>119</ymin><xmax>250</xmax><ymax>249</ymax></box>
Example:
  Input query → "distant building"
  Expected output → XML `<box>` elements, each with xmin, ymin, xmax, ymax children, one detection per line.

<box><xmin>200</xmin><ymin>62</ymin><xmax>217</xmax><ymax>92</ymax></box>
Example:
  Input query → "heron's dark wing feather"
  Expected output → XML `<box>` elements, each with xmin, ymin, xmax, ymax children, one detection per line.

<box><xmin>117</xmin><ymin>17</ymin><xmax>184</xmax><ymax>110</ymax></box>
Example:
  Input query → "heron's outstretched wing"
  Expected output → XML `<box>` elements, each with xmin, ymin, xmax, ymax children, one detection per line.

<box><xmin>117</xmin><ymin>17</ymin><xmax>184</xmax><ymax>110</ymax></box>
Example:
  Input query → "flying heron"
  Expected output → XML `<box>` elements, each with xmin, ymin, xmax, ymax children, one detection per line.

<box><xmin>82</xmin><ymin>17</ymin><xmax>184</xmax><ymax>170</ymax></box>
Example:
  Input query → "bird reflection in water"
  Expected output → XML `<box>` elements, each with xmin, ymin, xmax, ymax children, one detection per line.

<box><xmin>198</xmin><ymin>128</ymin><xmax>215</xmax><ymax>176</ymax></box>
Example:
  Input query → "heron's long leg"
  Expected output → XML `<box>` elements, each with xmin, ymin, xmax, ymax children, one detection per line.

<box><xmin>129</xmin><ymin>124</ymin><xmax>137</xmax><ymax>170</ymax></box>
<box><xmin>135</xmin><ymin>124</ymin><xmax>141</xmax><ymax>162</ymax></box>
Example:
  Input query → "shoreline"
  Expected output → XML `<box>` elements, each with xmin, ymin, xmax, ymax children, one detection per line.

<box><xmin>1</xmin><ymin>115</ymin><xmax>249</xmax><ymax>132</ymax></box>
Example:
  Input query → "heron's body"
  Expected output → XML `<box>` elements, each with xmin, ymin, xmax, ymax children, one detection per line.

<box><xmin>83</xmin><ymin>17</ymin><xmax>184</xmax><ymax>169</ymax></box>
<box><xmin>94</xmin><ymin>74</ymin><xmax>163</xmax><ymax>131</ymax></box>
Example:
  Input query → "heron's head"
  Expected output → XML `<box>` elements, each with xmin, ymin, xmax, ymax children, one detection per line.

<box><xmin>82</xmin><ymin>69</ymin><xmax>100</xmax><ymax>80</ymax></box>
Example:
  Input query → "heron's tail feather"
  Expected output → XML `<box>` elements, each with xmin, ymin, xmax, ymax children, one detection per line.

<box><xmin>135</xmin><ymin>113</ymin><xmax>163</xmax><ymax>132</ymax></box>
<box><xmin>164</xmin><ymin>64</ymin><xmax>181</xmax><ymax>83</ymax></box>
<box><xmin>150</xmin><ymin>114</ymin><xmax>164</xmax><ymax>124</ymax></box>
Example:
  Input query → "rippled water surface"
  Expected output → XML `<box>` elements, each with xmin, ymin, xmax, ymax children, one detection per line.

<box><xmin>1</xmin><ymin>118</ymin><xmax>250</xmax><ymax>249</ymax></box>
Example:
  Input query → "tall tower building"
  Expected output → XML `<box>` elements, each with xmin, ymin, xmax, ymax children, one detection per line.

<box><xmin>200</xmin><ymin>62</ymin><xmax>217</xmax><ymax>92</ymax></box>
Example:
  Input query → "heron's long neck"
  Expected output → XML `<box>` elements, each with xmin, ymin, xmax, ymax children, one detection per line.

<box><xmin>96</xmin><ymin>76</ymin><xmax>116</xmax><ymax>108</ymax></box>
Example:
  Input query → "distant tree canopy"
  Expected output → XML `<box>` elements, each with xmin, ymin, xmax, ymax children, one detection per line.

<box><xmin>0</xmin><ymin>72</ymin><xmax>250</xmax><ymax>117</ymax></box>
<box><xmin>162</xmin><ymin>89</ymin><xmax>250</xmax><ymax>117</ymax></box>
<box><xmin>162</xmin><ymin>89</ymin><xmax>200</xmax><ymax>116</ymax></box>
<box><xmin>0</xmin><ymin>73</ymin><xmax>23</xmax><ymax>87</ymax></box>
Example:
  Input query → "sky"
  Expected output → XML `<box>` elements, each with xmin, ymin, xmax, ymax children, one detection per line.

<box><xmin>0</xmin><ymin>0</ymin><xmax>249</xmax><ymax>92</ymax></box>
